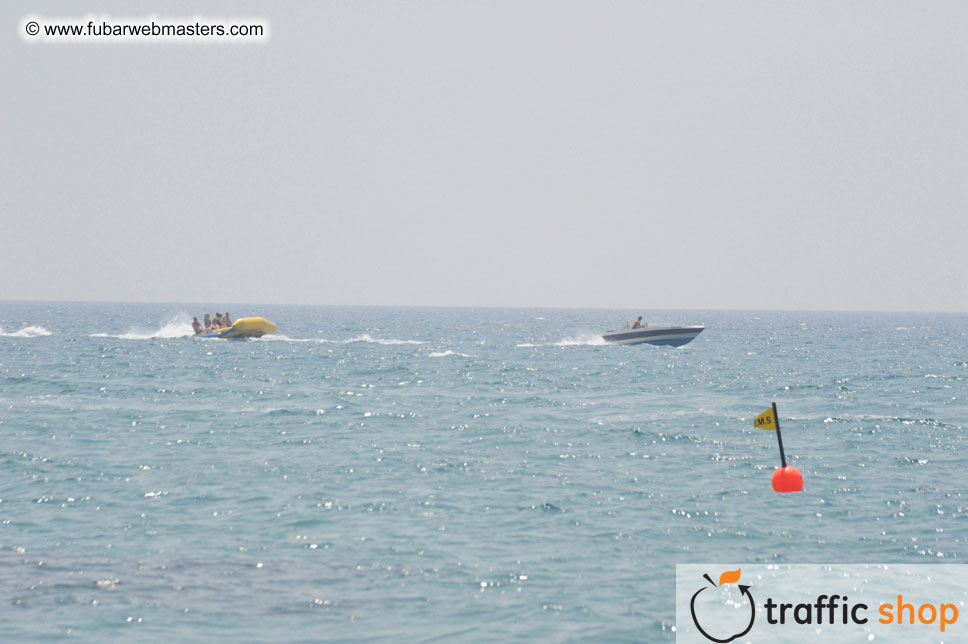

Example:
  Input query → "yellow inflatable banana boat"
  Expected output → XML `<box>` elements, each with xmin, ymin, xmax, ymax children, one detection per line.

<box><xmin>197</xmin><ymin>317</ymin><xmax>277</xmax><ymax>339</ymax></box>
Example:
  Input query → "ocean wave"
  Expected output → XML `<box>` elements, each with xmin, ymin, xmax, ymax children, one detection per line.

<box><xmin>90</xmin><ymin>317</ymin><xmax>194</xmax><ymax>340</ymax></box>
<box><xmin>428</xmin><ymin>350</ymin><xmax>472</xmax><ymax>358</ymax></box>
<box><xmin>0</xmin><ymin>325</ymin><xmax>52</xmax><ymax>338</ymax></box>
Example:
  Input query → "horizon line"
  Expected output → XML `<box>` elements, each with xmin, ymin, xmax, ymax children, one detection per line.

<box><xmin>1</xmin><ymin>298</ymin><xmax>965</xmax><ymax>315</ymax></box>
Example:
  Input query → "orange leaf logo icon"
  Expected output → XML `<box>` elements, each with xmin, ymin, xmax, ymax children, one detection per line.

<box><xmin>718</xmin><ymin>568</ymin><xmax>741</xmax><ymax>586</ymax></box>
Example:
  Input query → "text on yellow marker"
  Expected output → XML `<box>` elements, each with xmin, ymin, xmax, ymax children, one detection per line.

<box><xmin>755</xmin><ymin>408</ymin><xmax>777</xmax><ymax>430</ymax></box>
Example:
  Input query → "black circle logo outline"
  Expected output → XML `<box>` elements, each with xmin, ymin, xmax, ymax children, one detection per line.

<box><xmin>689</xmin><ymin>583</ymin><xmax>756</xmax><ymax>643</ymax></box>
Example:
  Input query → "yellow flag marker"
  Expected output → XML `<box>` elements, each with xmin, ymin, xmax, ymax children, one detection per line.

<box><xmin>754</xmin><ymin>407</ymin><xmax>777</xmax><ymax>430</ymax></box>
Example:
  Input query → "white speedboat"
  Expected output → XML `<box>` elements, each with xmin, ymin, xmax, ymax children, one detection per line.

<box><xmin>602</xmin><ymin>324</ymin><xmax>704</xmax><ymax>347</ymax></box>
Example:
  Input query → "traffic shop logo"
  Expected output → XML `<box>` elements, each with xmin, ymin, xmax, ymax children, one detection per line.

<box><xmin>680</xmin><ymin>565</ymin><xmax>963</xmax><ymax>642</ymax></box>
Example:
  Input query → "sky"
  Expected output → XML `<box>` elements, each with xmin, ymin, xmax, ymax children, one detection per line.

<box><xmin>3</xmin><ymin>1</ymin><xmax>967</xmax><ymax>312</ymax></box>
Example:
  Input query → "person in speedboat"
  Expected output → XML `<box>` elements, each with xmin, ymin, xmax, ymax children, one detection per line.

<box><xmin>632</xmin><ymin>316</ymin><xmax>643</xmax><ymax>329</ymax></box>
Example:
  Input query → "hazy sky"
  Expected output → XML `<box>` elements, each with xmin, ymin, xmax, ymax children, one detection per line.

<box><xmin>3</xmin><ymin>1</ymin><xmax>967</xmax><ymax>311</ymax></box>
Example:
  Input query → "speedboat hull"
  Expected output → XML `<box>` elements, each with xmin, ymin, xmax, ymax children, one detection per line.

<box><xmin>197</xmin><ymin>317</ymin><xmax>277</xmax><ymax>339</ymax></box>
<box><xmin>602</xmin><ymin>325</ymin><xmax>704</xmax><ymax>347</ymax></box>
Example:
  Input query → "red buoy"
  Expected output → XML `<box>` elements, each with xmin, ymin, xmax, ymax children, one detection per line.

<box><xmin>771</xmin><ymin>466</ymin><xmax>803</xmax><ymax>493</ymax></box>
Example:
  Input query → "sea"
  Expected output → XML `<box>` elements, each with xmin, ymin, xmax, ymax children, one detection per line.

<box><xmin>0</xmin><ymin>302</ymin><xmax>965</xmax><ymax>643</ymax></box>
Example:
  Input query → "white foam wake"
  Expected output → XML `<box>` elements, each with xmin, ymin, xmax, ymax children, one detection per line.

<box><xmin>428</xmin><ymin>350</ymin><xmax>472</xmax><ymax>358</ymax></box>
<box><xmin>555</xmin><ymin>334</ymin><xmax>607</xmax><ymax>347</ymax></box>
<box><xmin>91</xmin><ymin>316</ymin><xmax>194</xmax><ymax>340</ymax></box>
<box><xmin>253</xmin><ymin>334</ymin><xmax>425</xmax><ymax>345</ymax></box>
<box><xmin>517</xmin><ymin>334</ymin><xmax>606</xmax><ymax>348</ymax></box>
<box><xmin>0</xmin><ymin>325</ymin><xmax>52</xmax><ymax>337</ymax></box>
<box><xmin>344</xmin><ymin>334</ymin><xmax>425</xmax><ymax>345</ymax></box>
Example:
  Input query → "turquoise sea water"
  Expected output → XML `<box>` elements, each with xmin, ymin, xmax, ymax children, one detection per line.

<box><xmin>1</xmin><ymin>303</ymin><xmax>966</xmax><ymax>642</ymax></box>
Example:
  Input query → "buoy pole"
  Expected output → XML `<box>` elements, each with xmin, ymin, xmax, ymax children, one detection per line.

<box><xmin>772</xmin><ymin>401</ymin><xmax>787</xmax><ymax>467</ymax></box>
<box><xmin>767</xmin><ymin>402</ymin><xmax>802</xmax><ymax>493</ymax></box>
